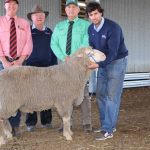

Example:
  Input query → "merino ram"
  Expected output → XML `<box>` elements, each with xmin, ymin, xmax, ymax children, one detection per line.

<box><xmin>0</xmin><ymin>47</ymin><xmax>106</xmax><ymax>145</ymax></box>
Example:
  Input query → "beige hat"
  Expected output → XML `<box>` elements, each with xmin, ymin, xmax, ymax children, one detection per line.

<box><xmin>27</xmin><ymin>4</ymin><xmax>49</xmax><ymax>21</ymax></box>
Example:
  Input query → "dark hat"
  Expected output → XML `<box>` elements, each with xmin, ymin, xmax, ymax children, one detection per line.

<box><xmin>27</xmin><ymin>4</ymin><xmax>49</xmax><ymax>21</ymax></box>
<box><xmin>5</xmin><ymin>0</ymin><xmax>19</xmax><ymax>4</ymax></box>
<box><xmin>66</xmin><ymin>0</ymin><xmax>78</xmax><ymax>6</ymax></box>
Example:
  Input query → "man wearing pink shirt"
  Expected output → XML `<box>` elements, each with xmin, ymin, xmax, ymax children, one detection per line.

<box><xmin>0</xmin><ymin>0</ymin><xmax>32</xmax><ymax>136</ymax></box>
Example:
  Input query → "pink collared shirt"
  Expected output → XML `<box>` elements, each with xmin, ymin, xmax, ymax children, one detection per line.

<box><xmin>0</xmin><ymin>15</ymin><xmax>33</xmax><ymax>58</ymax></box>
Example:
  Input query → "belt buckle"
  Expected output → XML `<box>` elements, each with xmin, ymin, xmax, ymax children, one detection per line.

<box><xmin>10</xmin><ymin>57</ymin><xmax>15</xmax><ymax>61</ymax></box>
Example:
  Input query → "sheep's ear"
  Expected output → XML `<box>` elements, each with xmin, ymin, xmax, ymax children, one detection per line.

<box><xmin>77</xmin><ymin>53</ymin><xmax>83</xmax><ymax>58</ymax></box>
<box><xmin>84</xmin><ymin>47</ymin><xmax>93</xmax><ymax>55</ymax></box>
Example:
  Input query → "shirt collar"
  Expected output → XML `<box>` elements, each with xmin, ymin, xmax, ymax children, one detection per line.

<box><xmin>5</xmin><ymin>15</ymin><xmax>17</xmax><ymax>21</ymax></box>
<box><xmin>67</xmin><ymin>17</ymin><xmax>79</xmax><ymax>23</ymax></box>
<box><xmin>94</xmin><ymin>17</ymin><xmax>105</xmax><ymax>32</ymax></box>
<box><xmin>32</xmin><ymin>24</ymin><xmax>46</xmax><ymax>31</ymax></box>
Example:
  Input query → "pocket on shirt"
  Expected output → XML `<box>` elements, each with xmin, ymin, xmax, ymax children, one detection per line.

<box><xmin>59</xmin><ymin>30</ymin><xmax>67</xmax><ymax>36</ymax></box>
<box><xmin>18</xmin><ymin>29</ymin><xmax>27</xmax><ymax>43</ymax></box>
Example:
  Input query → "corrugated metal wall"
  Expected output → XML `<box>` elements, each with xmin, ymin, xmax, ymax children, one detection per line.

<box><xmin>100</xmin><ymin>0</ymin><xmax>150</xmax><ymax>72</ymax></box>
<box><xmin>0</xmin><ymin>0</ymin><xmax>150</xmax><ymax>72</ymax></box>
<box><xmin>0</xmin><ymin>0</ymin><xmax>64</xmax><ymax>29</ymax></box>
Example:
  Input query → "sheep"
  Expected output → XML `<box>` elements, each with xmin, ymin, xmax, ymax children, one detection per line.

<box><xmin>0</xmin><ymin>47</ymin><xmax>106</xmax><ymax>145</ymax></box>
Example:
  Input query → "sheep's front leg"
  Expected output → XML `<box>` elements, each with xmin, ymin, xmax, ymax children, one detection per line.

<box><xmin>62</xmin><ymin>115</ymin><xmax>73</xmax><ymax>140</ymax></box>
<box><xmin>0</xmin><ymin>136</ymin><xmax>6</xmax><ymax>146</ymax></box>
<box><xmin>0</xmin><ymin>121</ymin><xmax>6</xmax><ymax>146</ymax></box>
<box><xmin>3</xmin><ymin>120</ymin><xmax>13</xmax><ymax>139</ymax></box>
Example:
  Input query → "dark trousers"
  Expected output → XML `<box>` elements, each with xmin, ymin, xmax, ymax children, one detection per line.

<box><xmin>25</xmin><ymin>63</ymin><xmax>53</xmax><ymax>127</ymax></box>
<box><xmin>8</xmin><ymin>110</ymin><xmax>21</xmax><ymax>127</ymax></box>
<box><xmin>26</xmin><ymin>109</ymin><xmax>52</xmax><ymax>126</ymax></box>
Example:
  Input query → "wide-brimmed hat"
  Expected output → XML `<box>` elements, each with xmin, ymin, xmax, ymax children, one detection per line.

<box><xmin>66</xmin><ymin>0</ymin><xmax>78</xmax><ymax>6</ymax></box>
<box><xmin>27</xmin><ymin>4</ymin><xmax>49</xmax><ymax>21</ymax></box>
<box><xmin>5</xmin><ymin>0</ymin><xmax>19</xmax><ymax>4</ymax></box>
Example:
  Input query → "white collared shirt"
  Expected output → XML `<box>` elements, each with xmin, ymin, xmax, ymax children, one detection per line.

<box><xmin>32</xmin><ymin>24</ymin><xmax>46</xmax><ymax>31</ymax></box>
<box><xmin>94</xmin><ymin>17</ymin><xmax>105</xmax><ymax>32</ymax></box>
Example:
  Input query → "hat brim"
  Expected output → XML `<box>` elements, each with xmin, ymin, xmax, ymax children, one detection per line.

<box><xmin>66</xmin><ymin>2</ymin><xmax>78</xmax><ymax>6</ymax></box>
<box><xmin>27</xmin><ymin>11</ymin><xmax>49</xmax><ymax>21</ymax></box>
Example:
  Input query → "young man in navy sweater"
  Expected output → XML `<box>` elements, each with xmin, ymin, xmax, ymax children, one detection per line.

<box><xmin>86</xmin><ymin>2</ymin><xmax>128</xmax><ymax>140</ymax></box>
<box><xmin>25</xmin><ymin>5</ymin><xmax>57</xmax><ymax>131</ymax></box>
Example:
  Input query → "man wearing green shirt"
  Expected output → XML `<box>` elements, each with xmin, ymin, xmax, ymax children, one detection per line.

<box><xmin>51</xmin><ymin>0</ymin><xmax>92</xmax><ymax>132</ymax></box>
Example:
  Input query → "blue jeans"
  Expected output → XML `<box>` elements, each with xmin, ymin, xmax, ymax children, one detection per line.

<box><xmin>88</xmin><ymin>69</ymin><xmax>97</xmax><ymax>94</ymax></box>
<box><xmin>96</xmin><ymin>57</ymin><xmax>127</xmax><ymax>133</ymax></box>
<box><xmin>0</xmin><ymin>61</ymin><xmax>21</xmax><ymax>128</ymax></box>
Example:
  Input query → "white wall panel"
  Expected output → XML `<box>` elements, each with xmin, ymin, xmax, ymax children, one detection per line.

<box><xmin>100</xmin><ymin>0</ymin><xmax>150</xmax><ymax>72</ymax></box>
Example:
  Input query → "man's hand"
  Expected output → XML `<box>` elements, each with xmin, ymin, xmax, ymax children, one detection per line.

<box><xmin>13</xmin><ymin>59</ymin><xmax>23</xmax><ymax>66</ymax></box>
<box><xmin>65</xmin><ymin>56</ymin><xmax>71</xmax><ymax>62</ymax></box>
<box><xmin>13</xmin><ymin>55</ymin><xmax>26</xmax><ymax>66</ymax></box>
<box><xmin>87</xmin><ymin>61</ymin><xmax>99</xmax><ymax>69</ymax></box>
<box><xmin>3</xmin><ymin>61</ymin><xmax>14</xmax><ymax>68</ymax></box>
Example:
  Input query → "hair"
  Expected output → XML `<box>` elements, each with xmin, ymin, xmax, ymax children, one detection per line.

<box><xmin>86</xmin><ymin>2</ymin><xmax>104</xmax><ymax>16</ymax></box>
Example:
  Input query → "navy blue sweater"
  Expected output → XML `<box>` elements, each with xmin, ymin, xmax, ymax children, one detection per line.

<box><xmin>26</xmin><ymin>27</ymin><xmax>57</xmax><ymax>67</ymax></box>
<box><xmin>88</xmin><ymin>18</ymin><xmax>128</xmax><ymax>67</ymax></box>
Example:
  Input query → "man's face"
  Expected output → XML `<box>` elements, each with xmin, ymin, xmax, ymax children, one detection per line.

<box><xmin>31</xmin><ymin>12</ymin><xmax>46</xmax><ymax>27</ymax></box>
<box><xmin>65</xmin><ymin>4</ymin><xmax>80</xmax><ymax>20</ymax></box>
<box><xmin>88</xmin><ymin>9</ymin><xmax>102</xmax><ymax>26</ymax></box>
<box><xmin>5</xmin><ymin>1</ymin><xmax>18</xmax><ymax>17</ymax></box>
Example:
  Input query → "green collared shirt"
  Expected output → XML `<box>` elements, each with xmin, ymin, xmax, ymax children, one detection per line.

<box><xmin>51</xmin><ymin>17</ymin><xmax>90</xmax><ymax>61</ymax></box>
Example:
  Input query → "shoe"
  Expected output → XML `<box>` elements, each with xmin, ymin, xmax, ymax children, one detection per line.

<box><xmin>89</xmin><ymin>93</ymin><xmax>96</xmax><ymax>101</ymax></box>
<box><xmin>46</xmin><ymin>123</ymin><xmax>53</xmax><ymax>128</ymax></box>
<box><xmin>26</xmin><ymin>126</ymin><xmax>35</xmax><ymax>132</ymax></box>
<box><xmin>83</xmin><ymin>124</ymin><xmax>92</xmax><ymax>133</ymax></box>
<box><xmin>94</xmin><ymin>128</ymin><xmax>116</xmax><ymax>133</ymax></box>
<box><xmin>95</xmin><ymin>131</ymin><xmax>113</xmax><ymax>141</ymax></box>
<box><xmin>41</xmin><ymin>123</ymin><xmax>52</xmax><ymax>129</ymax></box>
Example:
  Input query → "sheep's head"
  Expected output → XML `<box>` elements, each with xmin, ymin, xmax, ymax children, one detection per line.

<box><xmin>74</xmin><ymin>47</ymin><xmax>106</xmax><ymax>63</ymax></box>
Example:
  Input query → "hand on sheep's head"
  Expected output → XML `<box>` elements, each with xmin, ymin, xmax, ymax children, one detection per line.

<box><xmin>87</xmin><ymin>61</ymin><xmax>99</xmax><ymax>69</ymax></box>
<box><xmin>85</xmin><ymin>48</ymin><xmax>106</xmax><ymax>63</ymax></box>
<box><xmin>76</xmin><ymin>47</ymin><xmax>106</xmax><ymax>69</ymax></box>
<box><xmin>83</xmin><ymin>48</ymin><xmax>106</xmax><ymax>69</ymax></box>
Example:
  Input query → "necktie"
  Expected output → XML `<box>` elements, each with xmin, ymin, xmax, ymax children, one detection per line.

<box><xmin>10</xmin><ymin>18</ymin><xmax>17</xmax><ymax>59</ymax></box>
<box><xmin>66</xmin><ymin>21</ymin><xmax>74</xmax><ymax>55</ymax></box>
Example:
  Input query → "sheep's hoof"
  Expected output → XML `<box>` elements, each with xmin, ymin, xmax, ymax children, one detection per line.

<box><xmin>66</xmin><ymin>135</ymin><xmax>72</xmax><ymax>141</ymax></box>
<box><xmin>6</xmin><ymin>132</ymin><xmax>13</xmax><ymax>139</ymax></box>
<box><xmin>0</xmin><ymin>136</ymin><xmax>6</xmax><ymax>146</ymax></box>
<box><xmin>63</xmin><ymin>133</ymin><xmax>72</xmax><ymax>141</ymax></box>
<box><xmin>69</xmin><ymin>130</ymin><xmax>73</xmax><ymax>136</ymax></box>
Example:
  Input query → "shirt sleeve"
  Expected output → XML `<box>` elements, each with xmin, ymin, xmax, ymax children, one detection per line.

<box><xmin>51</xmin><ymin>25</ymin><xmax>66</xmax><ymax>61</ymax></box>
<box><xmin>20</xmin><ymin>22</ymin><xmax>33</xmax><ymax>57</ymax></box>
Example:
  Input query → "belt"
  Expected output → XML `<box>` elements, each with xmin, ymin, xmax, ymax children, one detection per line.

<box><xmin>5</xmin><ymin>56</ymin><xmax>19</xmax><ymax>62</ymax></box>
